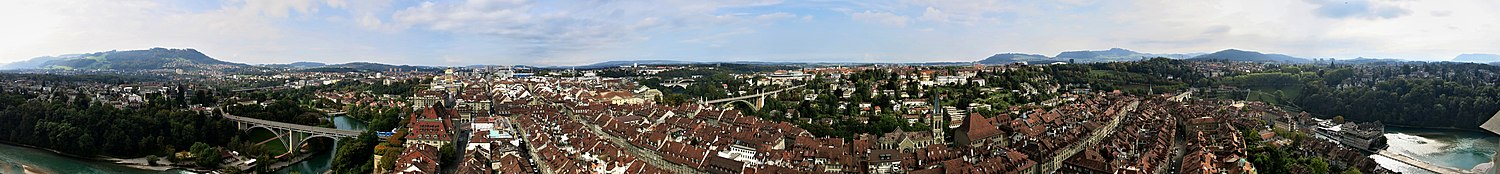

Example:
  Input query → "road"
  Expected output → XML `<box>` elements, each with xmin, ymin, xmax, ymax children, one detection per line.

<box><xmin>516</xmin><ymin>84</ymin><xmax>701</xmax><ymax>174</ymax></box>
<box><xmin>560</xmin><ymin>104</ymin><xmax>704</xmax><ymax>174</ymax></box>
<box><xmin>1036</xmin><ymin>101</ymin><xmax>1139</xmax><ymax>173</ymax></box>
<box><xmin>702</xmin><ymin>84</ymin><xmax>804</xmax><ymax>104</ymax></box>
<box><xmin>224</xmin><ymin>114</ymin><xmax>363</xmax><ymax>137</ymax></box>
<box><xmin>510</xmin><ymin>115</ymin><xmax>558</xmax><ymax>174</ymax></box>
<box><xmin>1164</xmin><ymin>118</ymin><xmax>1188</xmax><ymax>174</ymax></box>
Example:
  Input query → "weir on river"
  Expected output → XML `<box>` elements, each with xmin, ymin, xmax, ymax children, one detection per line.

<box><xmin>1375</xmin><ymin>149</ymin><xmax>1472</xmax><ymax>174</ymax></box>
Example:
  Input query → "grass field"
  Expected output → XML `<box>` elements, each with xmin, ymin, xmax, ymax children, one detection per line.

<box><xmin>1243</xmin><ymin>85</ymin><xmax>1303</xmax><ymax>105</ymax></box>
<box><xmin>247</xmin><ymin>129</ymin><xmax>290</xmax><ymax>155</ymax></box>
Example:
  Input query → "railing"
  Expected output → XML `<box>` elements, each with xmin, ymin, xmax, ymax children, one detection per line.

<box><xmin>703</xmin><ymin>84</ymin><xmax>805</xmax><ymax>104</ymax></box>
<box><xmin>224</xmin><ymin>114</ymin><xmax>362</xmax><ymax>137</ymax></box>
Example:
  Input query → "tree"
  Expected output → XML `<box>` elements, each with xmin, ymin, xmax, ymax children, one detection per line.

<box><xmin>377</xmin><ymin>147</ymin><xmax>401</xmax><ymax>172</ymax></box>
<box><xmin>333</xmin><ymin>132</ymin><xmax>378</xmax><ymax>173</ymax></box>
<box><xmin>190</xmin><ymin>142</ymin><xmax>222</xmax><ymax>168</ymax></box>
<box><xmin>1341</xmin><ymin>168</ymin><xmax>1363</xmax><ymax>174</ymax></box>
<box><xmin>146</xmin><ymin>155</ymin><xmax>159</xmax><ymax>166</ymax></box>
<box><xmin>0</xmin><ymin>90</ymin><xmax>235</xmax><ymax>158</ymax></box>
<box><xmin>438</xmin><ymin>143</ymin><xmax>457</xmax><ymax>168</ymax></box>
<box><xmin>1333</xmin><ymin>115</ymin><xmax>1345</xmax><ymax>124</ymax></box>
<box><xmin>1307</xmin><ymin>157</ymin><xmax>1329</xmax><ymax>174</ymax></box>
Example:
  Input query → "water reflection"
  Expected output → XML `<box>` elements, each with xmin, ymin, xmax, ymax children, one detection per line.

<box><xmin>275</xmin><ymin>116</ymin><xmax>367</xmax><ymax>174</ymax></box>
<box><xmin>1375</xmin><ymin>127</ymin><xmax>1498</xmax><ymax>174</ymax></box>
<box><xmin>0</xmin><ymin>143</ymin><xmax>190</xmax><ymax>174</ymax></box>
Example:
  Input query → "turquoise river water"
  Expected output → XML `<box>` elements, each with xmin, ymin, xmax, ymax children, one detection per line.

<box><xmin>0</xmin><ymin>116</ymin><xmax>366</xmax><ymax>174</ymax></box>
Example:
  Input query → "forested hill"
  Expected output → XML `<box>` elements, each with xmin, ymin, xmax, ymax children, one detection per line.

<box><xmin>1189</xmin><ymin>49</ymin><xmax>1311</xmax><ymax>63</ymax></box>
<box><xmin>1214</xmin><ymin>62</ymin><xmax>1500</xmax><ymax>130</ymax></box>
<box><xmin>5</xmin><ymin>48</ymin><xmax>246</xmax><ymax>71</ymax></box>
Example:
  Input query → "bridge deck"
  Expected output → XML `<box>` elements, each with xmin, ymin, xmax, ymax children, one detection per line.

<box><xmin>703</xmin><ymin>84</ymin><xmax>804</xmax><ymax>104</ymax></box>
<box><xmin>225</xmin><ymin>114</ymin><xmax>362</xmax><ymax>137</ymax></box>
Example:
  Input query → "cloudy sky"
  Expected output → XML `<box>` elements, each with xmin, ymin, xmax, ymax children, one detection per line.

<box><xmin>1</xmin><ymin>0</ymin><xmax>1496</xmax><ymax>66</ymax></box>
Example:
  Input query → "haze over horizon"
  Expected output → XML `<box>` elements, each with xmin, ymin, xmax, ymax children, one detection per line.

<box><xmin>2</xmin><ymin>0</ymin><xmax>1498</xmax><ymax>66</ymax></box>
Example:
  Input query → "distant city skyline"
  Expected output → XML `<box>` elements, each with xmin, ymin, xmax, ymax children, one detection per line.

<box><xmin>1</xmin><ymin>0</ymin><xmax>1497</xmax><ymax>66</ymax></box>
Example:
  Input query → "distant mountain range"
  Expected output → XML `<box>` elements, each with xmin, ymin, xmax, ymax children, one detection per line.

<box><xmin>4</xmin><ymin>48</ymin><xmax>1497</xmax><ymax>71</ymax></box>
<box><xmin>565</xmin><ymin>60</ymin><xmax>885</xmax><ymax>69</ymax></box>
<box><xmin>317</xmin><ymin>62</ymin><xmax>439</xmax><ymax>72</ymax></box>
<box><xmin>264</xmin><ymin>61</ymin><xmax>443</xmax><ymax>72</ymax></box>
<box><xmin>1454</xmin><ymin>54</ymin><xmax>1500</xmax><ymax>63</ymax></box>
<box><xmin>979</xmin><ymin>48</ymin><xmax>1205</xmax><ymax>65</ymax></box>
<box><xmin>977</xmin><ymin>53</ymin><xmax>1052</xmax><ymax>64</ymax></box>
<box><xmin>1186</xmin><ymin>49</ymin><xmax>1312</xmax><ymax>63</ymax></box>
<box><xmin>579</xmin><ymin>60</ymin><xmax>703</xmax><ymax>69</ymax></box>
<box><xmin>0</xmin><ymin>48</ymin><xmax>246</xmax><ymax>71</ymax></box>
<box><xmin>287</xmin><ymin>62</ymin><xmax>328</xmax><ymax>68</ymax></box>
<box><xmin>0</xmin><ymin>54</ymin><xmax>81</xmax><ymax>70</ymax></box>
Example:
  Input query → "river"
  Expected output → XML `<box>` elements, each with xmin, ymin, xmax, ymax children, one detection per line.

<box><xmin>1373</xmin><ymin>127</ymin><xmax>1499</xmax><ymax>174</ymax></box>
<box><xmin>0</xmin><ymin>116</ymin><xmax>366</xmax><ymax>174</ymax></box>
<box><xmin>0</xmin><ymin>143</ymin><xmax>193</xmax><ymax>174</ymax></box>
<box><xmin>275</xmin><ymin>116</ymin><xmax>368</xmax><ymax>174</ymax></box>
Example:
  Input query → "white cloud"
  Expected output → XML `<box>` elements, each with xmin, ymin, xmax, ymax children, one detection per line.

<box><xmin>239</xmin><ymin>0</ymin><xmax>322</xmax><ymax>17</ymax></box>
<box><xmin>1305</xmin><ymin>0</ymin><xmax>1412</xmax><ymax>20</ymax></box>
<box><xmin>0</xmin><ymin>1</ymin><xmax>287</xmax><ymax>63</ymax></box>
<box><xmin>681</xmin><ymin>28</ymin><xmax>758</xmax><ymax>48</ymax></box>
<box><xmin>3</xmin><ymin>0</ymin><xmax>1499</xmax><ymax>65</ymax></box>
<box><xmin>0</xmin><ymin>0</ymin><xmax>428</xmax><ymax>64</ymax></box>
<box><xmin>905</xmin><ymin>0</ymin><xmax>1018</xmax><ymax>25</ymax></box>
<box><xmin>755</xmin><ymin>12</ymin><xmax>799</xmax><ymax>22</ymax></box>
<box><xmin>389</xmin><ymin>0</ymin><xmax>796</xmax><ymax>63</ymax></box>
<box><xmin>852</xmin><ymin>10</ymin><xmax>910</xmax><ymax>27</ymax></box>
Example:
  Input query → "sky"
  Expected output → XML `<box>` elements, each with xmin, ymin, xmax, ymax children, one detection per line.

<box><xmin>0</xmin><ymin>0</ymin><xmax>1497</xmax><ymax>66</ymax></box>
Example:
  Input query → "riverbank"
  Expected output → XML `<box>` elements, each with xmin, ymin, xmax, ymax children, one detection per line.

<box><xmin>0</xmin><ymin>142</ymin><xmax>192</xmax><ymax>174</ymax></box>
<box><xmin>0</xmin><ymin>141</ymin><xmax>208</xmax><ymax>173</ymax></box>
<box><xmin>1377</xmin><ymin>126</ymin><xmax>1500</xmax><ymax>174</ymax></box>
<box><xmin>0</xmin><ymin>141</ymin><xmax>101</xmax><ymax>162</ymax></box>
<box><xmin>100</xmin><ymin>156</ymin><xmax>217</xmax><ymax>173</ymax></box>
<box><xmin>1385</xmin><ymin>124</ymin><xmax>1488</xmax><ymax>134</ymax></box>
<box><xmin>23</xmin><ymin>164</ymin><xmax>52</xmax><ymax>174</ymax></box>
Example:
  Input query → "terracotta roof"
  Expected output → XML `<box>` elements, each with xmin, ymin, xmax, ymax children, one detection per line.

<box><xmin>962</xmin><ymin>113</ymin><xmax>1003</xmax><ymax>143</ymax></box>
<box><xmin>394</xmin><ymin>144</ymin><xmax>440</xmax><ymax>174</ymax></box>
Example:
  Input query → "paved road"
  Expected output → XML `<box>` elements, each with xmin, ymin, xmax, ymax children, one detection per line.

<box><xmin>512</xmin><ymin>116</ymin><xmax>555</xmax><ymax>174</ymax></box>
<box><xmin>512</xmin><ymin>87</ymin><xmax>559</xmax><ymax>174</ymax></box>
<box><xmin>516</xmin><ymin>84</ymin><xmax>700</xmax><ymax>174</ymax></box>
<box><xmin>1164</xmin><ymin>118</ymin><xmax>1188</xmax><ymax>174</ymax></box>
<box><xmin>1037</xmin><ymin>101</ymin><xmax>1139</xmax><ymax>173</ymax></box>
<box><xmin>561</xmin><ymin>105</ymin><xmax>704</xmax><ymax>174</ymax></box>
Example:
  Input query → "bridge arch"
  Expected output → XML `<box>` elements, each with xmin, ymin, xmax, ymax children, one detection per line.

<box><xmin>227</xmin><ymin>114</ymin><xmax>362</xmax><ymax>155</ymax></box>
<box><xmin>720</xmin><ymin>100</ymin><xmax>757</xmax><ymax>111</ymax></box>
<box><xmin>293</xmin><ymin>134</ymin><xmax>342</xmax><ymax>152</ymax></box>
<box><xmin>245</xmin><ymin>125</ymin><xmax>282</xmax><ymax>138</ymax></box>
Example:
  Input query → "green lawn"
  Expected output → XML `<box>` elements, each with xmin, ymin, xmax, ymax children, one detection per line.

<box><xmin>1244</xmin><ymin>85</ymin><xmax>1303</xmax><ymax>105</ymax></box>
<box><xmin>247</xmin><ymin>129</ymin><xmax>290</xmax><ymax>156</ymax></box>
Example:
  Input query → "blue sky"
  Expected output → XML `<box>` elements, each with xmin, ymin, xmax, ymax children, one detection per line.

<box><xmin>1</xmin><ymin>0</ymin><xmax>1497</xmax><ymax>66</ymax></box>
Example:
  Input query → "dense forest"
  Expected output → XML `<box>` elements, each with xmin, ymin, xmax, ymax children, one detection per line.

<box><xmin>0</xmin><ymin>91</ymin><xmax>236</xmax><ymax>158</ymax></box>
<box><xmin>1215</xmin><ymin>63</ymin><xmax>1500</xmax><ymax>130</ymax></box>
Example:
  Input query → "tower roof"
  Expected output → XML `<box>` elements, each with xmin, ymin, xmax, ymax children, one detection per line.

<box><xmin>1481</xmin><ymin>109</ymin><xmax>1500</xmax><ymax>134</ymax></box>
